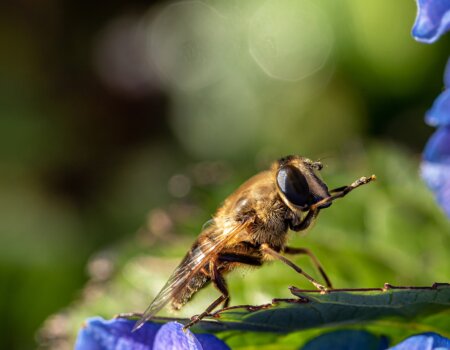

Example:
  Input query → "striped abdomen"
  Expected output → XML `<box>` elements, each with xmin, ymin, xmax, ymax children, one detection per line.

<box><xmin>169</xmin><ymin>231</ymin><xmax>216</xmax><ymax>310</ymax></box>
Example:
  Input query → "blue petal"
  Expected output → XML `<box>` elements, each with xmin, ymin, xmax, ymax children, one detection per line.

<box><xmin>196</xmin><ymin>334</ymin><xmax>230</xmax><ymax>350</ymax></box>
<box><xmin>412</xmin><ymin>0</ymin><xmax>450</xmax><ymax>43</ymax></box>
<box><xmin>422</xmin><ymin>160</ymin><xmax>450</xmax><ymax>216</ymax></box>
<box><xmin>423</xmin><ymin>127</ymin><xmax>450</xmax><ymax>163</ymax></box>
<box><xmin>422</xmin><ymin>127</ymin><xmax>450</xmax><ymax>217</ymax></box>
<box><xmin>421</xmin><ymin>160</ymin><xmax>449</xmax><ymax>191</ymax></box>
<box><xmin>426</xmin><ymin>89</ymin><xmax>450</xmax><ymax>127</ymax></box>
<box><xmin>153</xmin><ymin>322</ymin><xmax>229</xmax><ymax>350</ymax></box>
<box><xmin>74</xmin><ymin>317</ymin><xmax>161</xmax><ymax>350</ymax></box>
<box><xmin>388</xmin><ymin>332</ymin><xmax>450</xmax><ymax>350</ymax></box>
<box><xmin>153</xmin><ymin>322</ymin><xmax>202</xmax><ymax>350</ymax></box>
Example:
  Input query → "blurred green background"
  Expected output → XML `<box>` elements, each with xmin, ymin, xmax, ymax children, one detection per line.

<box><xmin>1</xmin><ymin>0</ymin><xmax>449</xmax><ymax>349</ymax></box>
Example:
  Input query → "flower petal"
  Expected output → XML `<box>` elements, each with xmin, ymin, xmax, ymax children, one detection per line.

<box><xmin>74</xmin><ymin>317</ymin><xmax>161</xmax><ymax>350</ymax></box>
<box><xmin>388</xmin><ymin>332</ymin><xmax>450</xmax><ymax>349</ymax></box>
<box><xmin>153</xmin><ymin>322</ymin><xmax>202</xmax><ymax>350</ymax></box>
<box><xmin>422</xmin><ymin>127</ymin><xmax>450</xmax><ymax>217</ymax></box>
<box><xmin>412</xmin><ymin>0</ymin><xmax>450</xmax><ymax>43</ymax></box>
<box><xmin>153</xmin><ymin>322</ymin><xmax>229</xmax><ymax>350</ymax></box>
<box><xmin>426</xmin><ymin>89</ymin><xmax>450</xmax><ymax>127</ymax></box>
<box><xmin>196</xmin><ymin>334</ymin><xmax>230</xmax><ymax>350</ymax></box>
<box><xmin>423</xmin><ymin>126</ymin><xmax>450</xmax><ymax>163</ymax></box>
<box><xmin>421</xmin><ymin>161</ymin><xmax>450</xmax><ymax>216</ymax></box>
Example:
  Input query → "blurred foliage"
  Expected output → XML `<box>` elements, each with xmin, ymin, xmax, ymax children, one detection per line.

<box><xmin>0</xmin><ymin>0</ymin><xmax>449</xmax><ymax>349</ymax></box>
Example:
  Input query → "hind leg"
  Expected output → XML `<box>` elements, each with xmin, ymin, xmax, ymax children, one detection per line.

<box><xmin>218</xmin><ymin>253</ymin><xmax>263</xmax><ymax>308</ymax></box>
<box><xmin>183</xmin><ymin>261</ymin><xmax>229</xmax><ymax>330</ymax></box>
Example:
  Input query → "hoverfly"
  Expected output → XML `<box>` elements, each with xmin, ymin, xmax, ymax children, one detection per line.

<box><xmin>133</xmin><ymin>155</ymin><xmax>375</xmax><ymax>331</ymax></box>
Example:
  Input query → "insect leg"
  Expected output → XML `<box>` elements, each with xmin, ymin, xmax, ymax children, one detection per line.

<box><xmin>218</xmin><ymin>253</ymin><xmax>262</xmax><ymax>307</ymax></box>
<box><xmin>311</xmin><ymin>175</ymin><xmax>376</xmax><ymax>210</ymax></box>
<box><xmin>183</xmin><ymin>261</ymin><xmax>229</xmax><ymax>330</ymax></box>
<box><xmin>218</xmin><ymin>253</ymin><xmax>262</xmax><ymax>306</ymax></box>
<box><xmin>289</xmin><ymin>208</ymin><xmax>319</xmax><ymax>231</ymax></box>
<box><xmin>260</xmin><ymin>244</ymin><xmax>327</xmax><ymax>291</ymax></box>
<box><xmin>329</xmin><ymin>185</ymin><xmax>348</xmax><ymax>193</ymax></box>
<box><xmin>283</xmin><ymin>246</ymin><xmax>332</xmax><ymax>288</ymax></box>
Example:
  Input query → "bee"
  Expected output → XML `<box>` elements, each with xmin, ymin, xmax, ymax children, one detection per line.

<box><xmin>133</xmin><ymin>155</ymin><xmax>375</xmax><ymax>331</ymax></box>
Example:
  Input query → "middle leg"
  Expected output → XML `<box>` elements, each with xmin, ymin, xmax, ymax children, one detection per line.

<box><xmin>283</xmin><ymin>246</ymin><xmax>332</xmax><ymax>288</ymax></box>
<box><xmin>260</xmin><ymin>244</ymin><xmax>327</xmax><ymax>291</ymax></box>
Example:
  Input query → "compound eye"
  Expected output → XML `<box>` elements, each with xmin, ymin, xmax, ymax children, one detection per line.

<box><xmin>277</xmin><ymin>165</ymin><xmax>310</xmax><ymax>207</ymax></box>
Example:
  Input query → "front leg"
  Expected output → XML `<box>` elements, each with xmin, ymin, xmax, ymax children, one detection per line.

<box><xmin>311</xmin><ymin>175</ymin><xmax>376</xmax><ymax>210</ymax></box>
<box><xmin>287</xmin><ymin>208</ymin><xmax>319</xmax><ymax>232</ymax></box>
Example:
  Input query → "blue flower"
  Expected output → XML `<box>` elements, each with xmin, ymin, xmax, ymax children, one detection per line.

<box><xmin>74</xmin><ymin>317</ymin><xmax>229</xmax><ymax>350</ymax></box>
<box><xmin>412</xmin><ymin>0</ymin><xmax>450</xmax><ymax>43</ymax></box>
<box><xmin>389</xmin><ymin>332</ymin><xmax>450</xmax><ymax>350</ymax></box>
<box><xmin>413</xmin><ymin>1</ymin><xmax>450</xmax><ymax>218</ymax></box>
<box><xmin>421</xmin><ymin>62</ymin><xmax>450</xmax><ymax>218</ymax></box>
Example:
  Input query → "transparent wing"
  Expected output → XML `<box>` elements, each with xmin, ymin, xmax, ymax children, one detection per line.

<box><xmin>132</xmin><ymin>218</ymin><xmax>251</xmax><ymax>331</ymax></box>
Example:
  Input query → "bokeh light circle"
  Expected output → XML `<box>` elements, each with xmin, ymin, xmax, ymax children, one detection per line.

<box><xmin>248</xmin><ymin>0</ymin><xmax>333</xmax><ymax>81</ymax></box>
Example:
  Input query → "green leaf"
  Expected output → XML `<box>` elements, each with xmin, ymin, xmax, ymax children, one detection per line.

<box><xmin>198</xmin><ymin>284</ymin><xmax>450</xmax><ymax>333</ymax></box>
<box><xmin>191</xmin><ymin>284</ymin><xmax>450</xmax><ymax>349</ymax></box>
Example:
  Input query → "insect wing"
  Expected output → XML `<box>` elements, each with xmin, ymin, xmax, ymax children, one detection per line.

<box><xmin>132</xmin><ymin>219</ymin><xmax>250</xmax><ymax>331</ymax></box>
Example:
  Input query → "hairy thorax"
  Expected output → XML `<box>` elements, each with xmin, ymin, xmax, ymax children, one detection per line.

<box><xmin>216</xmin><ymin>171</ymin><xmax>291</xmax><ymax>252</ymax></box>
